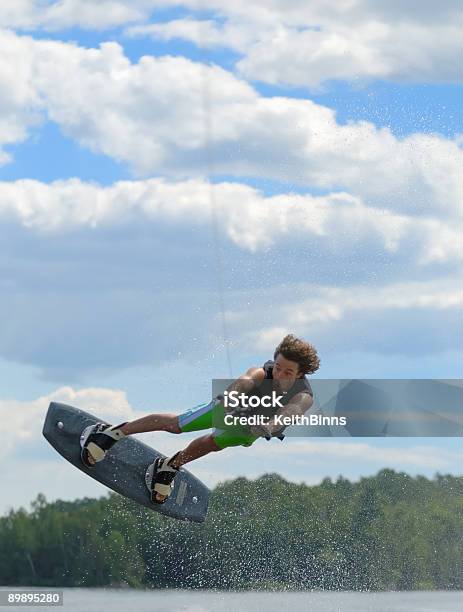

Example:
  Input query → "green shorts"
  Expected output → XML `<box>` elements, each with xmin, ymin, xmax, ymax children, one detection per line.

<box><xmin>178</xmin><ymin>399</ymin><xmax>259</xmax><ymax>449</ymax></box>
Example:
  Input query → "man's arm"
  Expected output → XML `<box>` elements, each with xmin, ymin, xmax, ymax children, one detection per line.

<box><xmin>224</xmin><ymin>367</ymin><xmax>265</xmax><ymax>396</ymax></box>
<box><xmin>250</xmin><ymin>392</ymin><xmax>313</xmax><ymax>437</ymax></box>
<box><xmin>272</xmin><ymin>392</ymin><xmax>313</xmax><ymax>430</ymax></box>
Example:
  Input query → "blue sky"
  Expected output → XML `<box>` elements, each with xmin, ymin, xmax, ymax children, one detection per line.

<box><xmin>2</xmin><ymin>0</ymin><xmax>463</xmax><ymax>514</ymax></box>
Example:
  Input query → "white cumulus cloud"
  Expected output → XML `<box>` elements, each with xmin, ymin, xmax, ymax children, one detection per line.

<box><xmin>3</xmin><ymin>177</ymin><xmax>463</xmax><ymax>265</ymax></box>
<box><xmin>231</xmin><ymin>277</ymin><xmax>463</xmax><ymax>357</ymax></box>
<box><xmin>0</xmin><ymin>386</ymin><xmax>136</xmax><ymax>463</ymax></box>
<box><xmin>0</xmin><ymin>0</ymin><xmax>147</xmax><ymax>31</ymax></box>
<box><xmin>1</xmin><ymin>30</ymin><xmax>463</xmax><ymax>221</ymax></box>
<box><xmin>4</xmin><ymin>2</ymin><xmax>463</xmax><ymax>88</ymax></box>
<box><xmin>128</xmin><ymin>1</ymin><xmax>463</xmax><ymax>88</ymax></box>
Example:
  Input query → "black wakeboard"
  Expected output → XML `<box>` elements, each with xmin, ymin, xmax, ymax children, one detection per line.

<box><xmin>42</xmin><ymin>402</ymin><xmax>210</xmax><ymax>522</ymax></box>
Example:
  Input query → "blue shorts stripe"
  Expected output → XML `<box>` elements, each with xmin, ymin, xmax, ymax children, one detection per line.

<box><xmin>178</xmin><ymin>400</ymin><xmax>214</xmax><ymax>429</ymax></box>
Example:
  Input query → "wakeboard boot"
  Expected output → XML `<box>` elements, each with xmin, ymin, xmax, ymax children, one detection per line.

<box><xmin>80</xmin><ymin>422</ymin><xmax>127</xmax><ymax>467</ymax></box>
<box><xmin>146</xmin><ymin>452</ymin><xmax>181</xmax><ymax>504</ymax></box>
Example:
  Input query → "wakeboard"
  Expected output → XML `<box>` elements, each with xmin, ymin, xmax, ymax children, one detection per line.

<box><xmin>42</xmin><ymin>402</ymin><xmax>210</xmax><ymax>522</ymax></box>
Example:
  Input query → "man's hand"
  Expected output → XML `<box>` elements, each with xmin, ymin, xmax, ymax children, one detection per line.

<box><xmin>249</xmin><ymin>423</ymin><xmax>273</xmax><ymax>438</ymax></box>
<box><xmin>269</xmin><ymin>393</ymin><xmax>314</xmax><ymax>433</ymax></box>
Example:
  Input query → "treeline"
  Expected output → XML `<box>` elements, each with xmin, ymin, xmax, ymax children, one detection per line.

<box><xmin>1</xmin><ymin>469</ymin><xmax>463</xmax><ymax>590</ymax></box>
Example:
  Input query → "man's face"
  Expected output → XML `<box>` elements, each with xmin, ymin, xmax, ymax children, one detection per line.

<box><xmin>272</xmin><ymin>353</ymin><xmax>302</xmax><ymax>391</ymax></box>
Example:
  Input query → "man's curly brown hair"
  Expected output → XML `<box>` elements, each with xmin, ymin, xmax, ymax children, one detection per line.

<box><xmin>274</xmin><ymin>334</ymin><xmax>320</xmax><ymax>376</ymax></box>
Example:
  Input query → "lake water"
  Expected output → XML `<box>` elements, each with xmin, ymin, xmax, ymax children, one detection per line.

<box><xmin>4</xmin><ymin>588</ymin><xmax>463</xmax><ymax>611</ymax></box>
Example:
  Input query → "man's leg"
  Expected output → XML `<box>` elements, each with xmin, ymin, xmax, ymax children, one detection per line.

<box><xmin>120</xmin><ymin>398</ymin><xmax>218</xmax><ymax>436</ymax></box>
<box><xmin>119</xmin><ymin>406</ymin><xmax>221</xmax><ymax>501</ymax></box>
<box><xmin>153</xmin><ymin>434</ymin><xmax>221</xmax><ymax>502</ymax></box>
<box><xmin>82</xmin><ymin>401</ymin><xmax>219</xmax><ymax>468</ymax></box>
<box><xmin>120</xmin><ymin>413</ymin><xmax>181</xmax><ymax>435</ymax></box>
<box><xmin>82</xmin><ymin>413</ymin><xmax>182</xmax><ymax>466</ymax></box>
<box><xmin>170</xmin><ymin>434</ymin><xmax>221</xmax><ymax>467</ymax></box>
